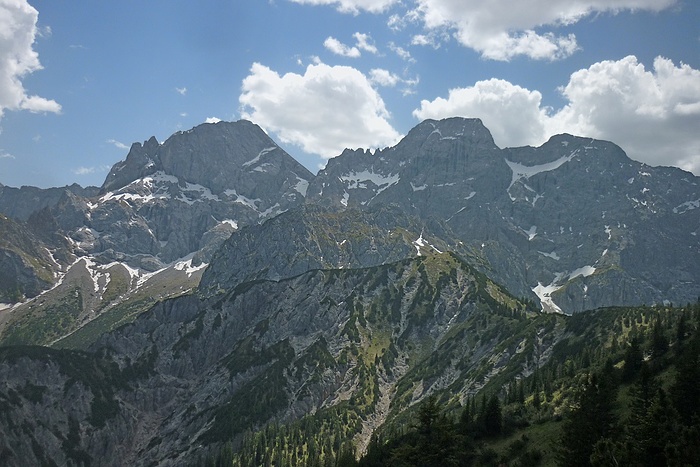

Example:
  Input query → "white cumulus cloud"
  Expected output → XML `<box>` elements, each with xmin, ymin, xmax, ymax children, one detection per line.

<box><xmin>554</xmin><ymin>55</ymin><xmax>700</xmax><ymax>173</ymax></box>
<box><xmin>414</xmin><ymin>55</ymin><xmax>700</xmax><ymax>174</ymax></box>
<box><xmin>324</xmin><ymin>33</ymin><xmax>378</xmax><ymax>58</ymax></box>
<box><xmin>0</xmin><ymin>0</ymin><xmax>61</xmax><ymax>118</ymax></box>
<box><xmin>72</xmin><ymin>165</ymin><xmax>110</xmax><ymax>176</ymax></box>
<box><xmin>369</xmin><ymin>68</ymin><xmax>419</xmax><ymax>95</ymax></box>
<box><xmin>353</xmin><ymin>32</ymin><xmax>378</xmax><ymax>54</ymax></box>
<box><xmin>240</xmin><ymin>62</ymin><xmax>401</xmax><ymax>158</ymax></box>
<box><xmin>369</xmin><ymin>68</ymin><xmax>401</xmax><ymax>87</ymax></box>
<box><xmin>324</xmin><ymin>37</ymin><xmax>361</xmax><ymax>58</ymax></box>
<box><xmin>407</xmin><ymin>0</ymin><xmax>676</xmax><ymax>60</ymax></box>
<box><xmin>414</xmin><ymin>78</ymin><xmax>550</xmax><ymax>148</ymax></box>
<box><xmin>288</xmin><ymin>0</ymin><xmax>398</xmax><ymax>14</ymax></box>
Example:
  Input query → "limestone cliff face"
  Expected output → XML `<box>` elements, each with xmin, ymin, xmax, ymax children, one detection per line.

<box><xmin>0</xmin><ymin>183</ymin><xmax>99</xmax><ymax>222</ymax></box>
<box><xmin>94</xmin><ymin>120</ymin><xmax>314</xmax><ymax>267</ymax></box>
<box><xmin>1</xmin><ymin>116</ymin><xmax>698</xmax><ymax>350</ymax></box>
<box><xmin>307</xmin><ymin>118</ymin><xmax>700</xmax><ymax>312</ymax></box>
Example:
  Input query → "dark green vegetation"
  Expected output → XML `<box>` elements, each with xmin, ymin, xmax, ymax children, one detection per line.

<box><xmin>208</xmin><ymin>303</ymin><xmax>700</xmax><ymax>467</ymax></box>
<box><xmin>0</xmin><ymin>214</ymin><xmax>57</xmax><ymax>302</ymax></box>
<box><xmin>0</xmin><ymin>287</ymin><xmax>84</xmax><ymax>345</ymax></box>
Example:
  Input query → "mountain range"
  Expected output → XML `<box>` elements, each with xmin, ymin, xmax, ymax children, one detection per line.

<box><xmin>0</xmin><ymin>117</ymin><xmax>698</xmax><ymax>465</ymax></box>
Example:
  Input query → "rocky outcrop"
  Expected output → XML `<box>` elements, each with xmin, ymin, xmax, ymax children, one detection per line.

<box><xmin>92</xmin><ymin>120</ymin><xmax>314</xmax><ymax>266</ymax></box>
<box><xmin>199</xmin><ymin>203</ymin><xmax>469</xmax><ymax>294</ymax></box>
<box><xmin>0</xmin><ymin>120</ymin><xmax>316</xmax><ymax>347</ymax></box>
<box><xmin>0</xmin><ymin>214</ymin><xmax>60</xmax><ymax>302</ymax></box>
<box><xmin>0</xmin><ymin>184</ymin><xmax>99</xmax><ymax>221</ymax></box>
<box><xmin>307</xmin><ymin>117</ymin><xmax>700</xmax><ymax>312</ymax></box>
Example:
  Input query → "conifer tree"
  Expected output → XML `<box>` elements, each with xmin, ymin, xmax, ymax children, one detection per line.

<box><xmin>622</xmin><ymin>336</ymin><xmax>643</xmax><ymax>382</ymax></box>
<box><xmin>650</xmin><ymin>315</ymin><xmax>669</xmax><ymax>360</ymax></box>
<box><xmin>557</xmin><ymin>368</ymin><xmax>618</xmax><ymax>467</ymax></box>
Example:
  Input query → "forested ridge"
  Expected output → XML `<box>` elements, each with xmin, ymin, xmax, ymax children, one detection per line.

<box><xmin>207</xmin><ymin>303</ymin><xmax>700</xmax><ymax>467</ymax></box>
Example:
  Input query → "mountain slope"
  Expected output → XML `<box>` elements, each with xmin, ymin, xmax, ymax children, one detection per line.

<box><xmin>0</xmin><ymin>214</ymin><xmax>62</xmax><ymax>303</ymax></box>
<box><xmin>0</xmin><ymin>120</ymin><xmax>315</xmax><ymax>348</ymax></box>
<box><xmin>0</xmin><ymin>252</ymin><xmax>550</xmax><ymax>466</ymax></box>
<box><xmin>307</xmin><ymin>117</ymin><xmax>700</xmax><ymax>313</ymax></box>
<box><xmin>200</xmin><ymin>203</ymin><xmax>474</xmax><ymax>296</ymax></box>
<box><xmin>0</xmin><ymin>116</ymin><xmax>698</xmax><ymax>465</ymax></box>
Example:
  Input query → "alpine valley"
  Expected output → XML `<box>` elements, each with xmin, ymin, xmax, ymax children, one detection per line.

<box><xmin>0</xmin><ymin>118</ymin><xmax>699</xmax><ymax>466</ymax></box>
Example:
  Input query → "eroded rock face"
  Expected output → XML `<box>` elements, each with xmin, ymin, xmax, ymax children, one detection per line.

<box><xmin>92</xmin><ymin>120</ymin><xmax>314</xmax><ymax>267</ymax></box>
<box><xmin>0</xmin><ymin>214</ymin><xmax>59</xmax><ymax>302</ymax></box>
<box><xmin>199</xmin><ymin>203</ymin><xmax>467</xmax><ymax>295</ymax></box>
<box><xmin>306</xmin><ymin>117</ymin><xmax>700</xmax><ymax>312</ymax></box>
<box><xmin>0</xmin><ymin>120</ymin><xmax>315</xmax><ymax>347</ymax></box>
<box><xmin>1</xmin><ymin>117</ymin><xmax>699</xmax><ymax>465</ymax></box>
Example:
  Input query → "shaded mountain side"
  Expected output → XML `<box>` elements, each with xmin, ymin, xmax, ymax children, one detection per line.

<box><xmin>0</xmin><ymin>252</ymin><xmax>550</xmax><ymax>466</ymax></box>
<box><xmin>70</xmin><ymin>120</ymin><xmax>315</xmax><ymax>267</ymax></box>
<box><xmin>0</xmin><ymin>183</ymin><xmax>99</xmax><ymax>222</ymax></box>
<box><xmin>306</xmin><ymin>117</ymin><xmax>700</xmax><ymax>312</ymax></box>
<box><xmin>0</xmin><ymin>214</ymin><xmax>63</xmax><ymax>303</ymax></box>
<box><xmin>199</xmin><ymin>203</ymin><xmax>478</xmax><ymax>296</ymax></box>
<box><xmin>1</xmin><ymin>117</ymin><xmax>697</xmax><ymax>344</ymax></box>
<box><xmin>0</xmin><ymin>120</ymin><xmax>317</xmax><ymax>349</ymax></box>
<box><xmin>2</xmin><ymin>255</ymin><xmax>696</xmax><ymax>466</ymax></box>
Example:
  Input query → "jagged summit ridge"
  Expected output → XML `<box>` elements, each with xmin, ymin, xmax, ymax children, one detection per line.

<box><xmin>0</xmin><ymin>116</ymin><xmax>698</xmax><ymax>327</ymax></box>
<box><xmin>305</xmin><ymin>117</ymin><xmax>700</xmax><ymax>313</ymax></box>
<box><xmin>102</xmin><ymin>120</ymin><xmax>312</xmax><ymax>194</ymax></box>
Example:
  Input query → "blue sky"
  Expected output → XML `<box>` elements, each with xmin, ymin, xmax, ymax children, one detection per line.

<box><xmin>0</xmin><ymin>0</ymin><xmax>698</xmax><ymax>188</ymax></box>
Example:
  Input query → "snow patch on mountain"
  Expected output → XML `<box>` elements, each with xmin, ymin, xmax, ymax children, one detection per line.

<box><xmin>243</xmin><ymin>146</ymin><xmax>277</xmax><ymax>167</ymax></box>
<box><xmin>259</xmin><ymin>203</ymin><xmax>285</xmax><ymax>219</ymax></box>
<box><xmin>523</xmin><ymin>226</ymin><xmax>537</xmax><ymax>241</ymax></box>
<box><xmin>341</xmin><ymin>170</ymin><xmax>400</xmax><ymax>193</ymax></box>
<box><xmin>292</xmin><ymin>177</ymin><xmax>309</xmax><ymax>197</ymax></box>
<box><xmin>174</xmin><ymin>258</ymin><xmax>208</xmax><ymax>278</ymax></box>
<box><xmin>100</xmin><ymin>171</ymin><xmax>224</xmax><ymax>206</ymax></box>
<box><xmin>532</xmin><ymin>279</ymin><xmax>564</xmax><ymax>314</ymax></box>
<box><xmin>533</xmin><ymin>265</ymin><xmax>597</xmax><ymax>314</ymax></box>
<box><xmin>505</xmin><ymin>149</ymin><xmax>579</xmax><ymax>195</ymax></box>
<box><xmin>413</xmin><ymin>233</ymin><xmax>427</xmax><ymax>256</ymax></box>
<box><xmin>539</xmin><ymin>251</ymin><xmax>560</xmax><ymax>260</ymax></box>
<box><xmin>221</xmin><ymin>219</ymin><xmax>238</xmax><ymax>229</ymax></box>
<box><xmin>223</xmin><ymin>189</ymin><xmax>261</xmax><ymax>211</ymax></box>
<box><xmin>569</xmin><ymin>265</ymin><xmax>596</xmax><ymax>280</ymax></box>
<box><xmin>673</xmin><ymin>199</ymin><xmax>700</xmax><ymax>214</ymax></box>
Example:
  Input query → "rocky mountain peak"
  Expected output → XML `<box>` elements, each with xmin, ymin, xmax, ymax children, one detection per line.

<box><xmin>102</xmin><ymin>120</ymin><xmax>313</xmax><ymax>195</ymax></box>
<box><xmin>397</xmin><ymin>117</ymin><xmax>496</xmax><ymax>149</ymax></box>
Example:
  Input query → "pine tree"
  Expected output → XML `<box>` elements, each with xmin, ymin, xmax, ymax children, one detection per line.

<box><xmin>622</xmin><ymin>336</ymin><xmax>643</xmax><ymax>382</ymax></box>
<box><xmin>517</xmin><ymin>380</ymin><xmax>525</xmax><ymax>405</ymax></box>
<box><xmin>557</xmin><ymin>368</ymin><xmax>618</xmax><ymax>467</ymax></box>
<box><xmin>671</xmin><ymin>332</ymin><xmax>700</xmax><ymax>425</ymax></box>
<box><xmin>675</xmin><ymin>310</ymin><xmax>689</xmax><ymax>356</ymax></box>
<box><xmin>482</xmin><ymin>395</ymin><xmax>502</xmax><ymax>437</ymax></box>
<box><xmin>650</xmin><ymin>315</ymin><xmax>669</xmax><ymax>360</ymax></box>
